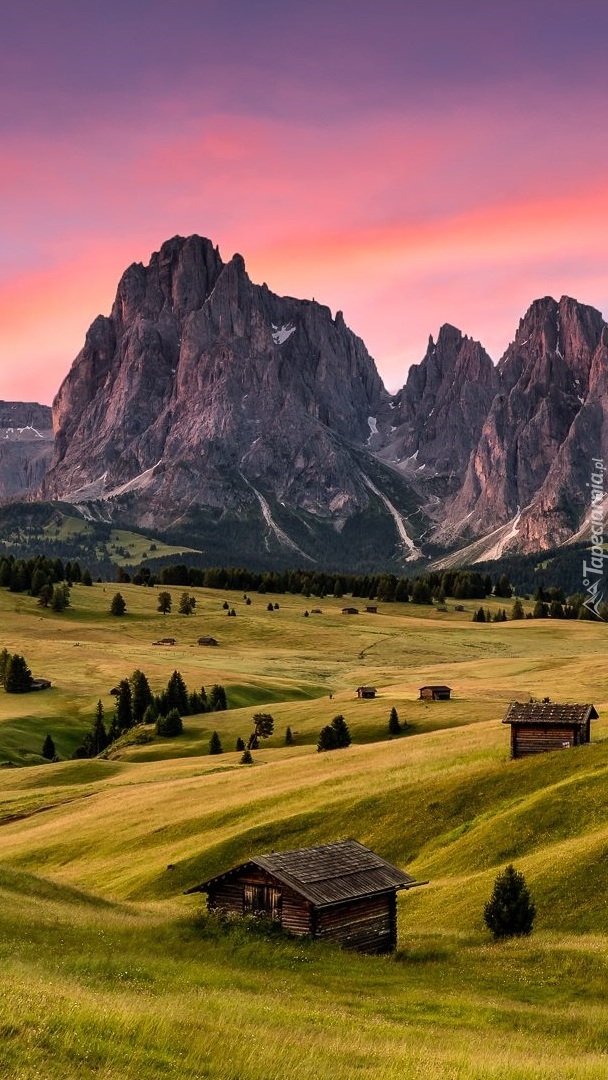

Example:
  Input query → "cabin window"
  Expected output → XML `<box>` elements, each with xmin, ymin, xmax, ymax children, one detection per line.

<box><xmin>243</xmin><ymin>884</ymin><xmax>282</xmax><ymax>920</ymax></box>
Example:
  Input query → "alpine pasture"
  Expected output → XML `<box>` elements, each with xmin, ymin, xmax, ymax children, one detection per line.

<box><xmin>1</xmin><ymin>581</ymin><xmax>608</xmax><ymax>1079</ymax></box>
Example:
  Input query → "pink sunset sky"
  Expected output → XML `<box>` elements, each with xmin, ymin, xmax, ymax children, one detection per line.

<box><xmin>2</xmin><ymin>0</ymin><xmax>608</xmax><ymax>404</ymax></box>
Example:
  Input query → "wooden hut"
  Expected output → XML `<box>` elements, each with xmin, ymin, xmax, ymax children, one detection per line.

<box><xmin>186</xmin><ymin>840</ymin><xmax>419</xmax><ymax>953</ymax></box>
<box><xmin>197</xmin><ymin>637</ymin><xmax>218</xmax><ymax>646</ymax></box>
<box><xmin>356</xmin><ymin>686</ymin><xmax>377</xmax><ymax>699</ymax></box>
<box><xmin>30</xmin><ymin>678</ymin><xmax>51</xmax><ymax>691</ymax></box>
<box><xmin>419</xmin><ymin>685</ymin><xmax>452</xmax><ymax>701</ymax></box>
<box><xmin>503</xmin><ymin>702</ymin><xmax>598</xmax><ymax>759</ymax></box>
<box><xmin>366</xmin><ymin>605</ymin><xmax>378</xmax><ymax>613</ymax></box>
<box><xmin>341</xmin><ymin>607</ymin><xmax>359</xmax><ymax>615</ymax></box>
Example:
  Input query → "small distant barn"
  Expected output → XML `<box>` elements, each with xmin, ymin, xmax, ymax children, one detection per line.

<box><xmin>366</xmin><ymin>605</ymin><xmax>378</xmax><ymax>614</ymax></box>
<box><xmin>186</xmin><ymin>840</ymin><xmax>420</xmax><ymax>953</ymax></box>
<box><xmin>30</xmin><ymin>678</ymin><xmax>51</xmax><ymax>691</ymax></box>
<box><xmin>419</xmin><ymin>685</ymin><xmax>452</xmax><ymax>701</ymax></box>
<box><xmin>503</xmin><ymin>702</ymin><xmax>599</xmax><ymax>759</ymax></box>
<box><xmin>341</xmin><ymin>606</ymin><xmax>359</xmax><ymax>615</ymax></box>
<box><xmin>197</xmin><ymin>637</ymin><xmax>218</xmax><ymax>647</ymax></box>
<box><xmin>153</xmin><ymin>637</ymin><xmax>176</xmax><ymax>646</ymax></box>
<box><xmin>357</xmin><ymin>686</ymin><xmax>377</xmax><ymax>699</ymax></box>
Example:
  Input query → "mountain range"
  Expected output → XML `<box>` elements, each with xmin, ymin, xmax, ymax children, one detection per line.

<box><xmin>4</xmin><ymin>235</ymin><xmax>607</xmax><ymax>570</ymax></box>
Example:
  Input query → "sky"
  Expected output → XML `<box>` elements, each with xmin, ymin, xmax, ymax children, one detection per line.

<box><xmin>2</xmin><ymin>0</ymin><xmax>608</xmax><ymax>404</ymax></box>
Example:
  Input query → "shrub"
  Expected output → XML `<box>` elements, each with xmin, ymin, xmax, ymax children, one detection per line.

<box><xmin>484</xmin><ymin>865</ymin><xmax>536</xmax><ymax>940</ymax></box>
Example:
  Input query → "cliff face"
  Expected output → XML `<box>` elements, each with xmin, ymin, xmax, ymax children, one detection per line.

<box><xmin>380</xmin><ymin>324</ymin><xmax>499</xmax><ymax>488</ymax></box>
<box><xmin>44</xmin><ymin>236</ymin><xmax>423</xmax><ymax>566</ymax></box>
<box><xmin>36</xmin><ymin>234</ymin><xmax>608</xmax><ymax>565</ymax></box>
<box><xmin>0</xmin><ymin>402</ymin><xmax>53</xmax><ymax>501</ymax></box>
<box><xmin>435</xmin><ymin>297</ymin><xmax>608</xmax><ymax>553</ymax></box>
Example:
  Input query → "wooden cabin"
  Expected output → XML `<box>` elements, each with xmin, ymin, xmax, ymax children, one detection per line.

<box><xmin>366</xmin><ymin>605</ymin><xmax>378</xmax><ymax>613</ymax></box>
<box><xmin>357</xmin><ymin>686</ymin><xmax>377</xmax><ymax>699</ymax></box>
<box><xmin>187</xmin><ymin>840</ymin><xmax>419</xmax><ymax>953</ymax></box>
<box><xmin>153</xmin><ymin>637</ymin><xmax>176</xmax><ymax>646</ymax></box>
<box><xmin>419</xmin><ymin>685</ymin><xmax>452</xmax><ymax>701</ymax></box>
<box><xmin>341</xmin><ymin>607</ymin><xmax>359</xmax><ymax>615</ymax></box>
<box><xmin>197</xmin><ymin>637</ymin><xmax>218</xmax><ymax>646</ymax></box>
<box><xmin>30</xmin><ymin>678</ymin><xmax>51</xmax><ymax>691</ymax></box>
<box><xmin>503</xmin><ymin>702</ymin><xmax>598</xmax><ymax>759</ymax></box>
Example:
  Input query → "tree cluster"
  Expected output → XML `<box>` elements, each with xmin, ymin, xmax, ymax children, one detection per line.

<box><xmin>0</xmin><ymin>554</ymin><xmax>92</xmax><ymax>597</ymax></box>
<box><xmin>317</xmin><ymin>715</ymin><xmax>351</xmax><ymax>752</ymax></box>
<box><xmin>0</xmin><ymin>649</ymin><xmax>32</xmax><ymax>693</ymax></box>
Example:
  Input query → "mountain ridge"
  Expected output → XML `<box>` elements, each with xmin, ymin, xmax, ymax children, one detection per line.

<box><xmin>4</xmin><ymin>235</ymin><xmax>606</xmax><ymax>569</ymax></box>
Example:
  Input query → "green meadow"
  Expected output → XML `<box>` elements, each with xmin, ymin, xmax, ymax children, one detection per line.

<box><xmin>1</xmin><ymin>581</ymin><xmax>608</xmax><ymax>1078</ymax></box>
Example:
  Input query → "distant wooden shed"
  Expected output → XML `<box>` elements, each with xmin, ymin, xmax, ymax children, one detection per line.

<box><xmin>187</xmin><ymin>840</ymin><xmax>419</xmax><ymax>953</ymax></box>
<box><xmin>503</xmin><ymin>702</ymin><xmax>598</xmax><ymax>759</ymax></box>
<box><xmin>197</xmin><ymin>637</ymin><xmax>218</xmax><ymax>646</ymax></box>
<box><xmin>419</xmin><ymin>685</ymin><xmax>452</xmax><ymax>701</ymax></box>
<box><xmin>30</xmin><ymin>678</ymin><xmax>51</xmax><ymax>691</ymax></box>
<box><xmin>153</xmin><ymin>637</ymin><xmax>176</xmax><ymax>646</ymax></box>
<box><xmin>357</xmin><ymin>686</ymin><xmax>377</xmax><ymax>699</ymax></box>
<box><xmin>341</xmin><ymin>607</ymin><xmax>359</xmax><ymax>615</ymax></box>
<box><xmin>366</xmin><ymin>605</ymin><xmax>378</xmax><ymax>613</ymax></box>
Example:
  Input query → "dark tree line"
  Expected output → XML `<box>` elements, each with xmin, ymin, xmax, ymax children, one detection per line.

<box><xmin>0</xmin><ymin>554</ymin><xmax>93</xmax><ymax>597</ymax></box>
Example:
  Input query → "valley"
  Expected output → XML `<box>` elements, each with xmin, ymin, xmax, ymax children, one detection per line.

<box><xmin>1</xmin><ymin>581</ymin><xmax>608</xmax><ymax>1077</ymax></box>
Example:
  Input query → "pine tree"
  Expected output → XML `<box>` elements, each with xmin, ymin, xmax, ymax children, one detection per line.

<box><xmin>156</xmin><ymin>708</ymin><xmax>183</xmax><ymax>737</ymax></box>
<box><xmin>166</xmin><ymin>670</ymin><xmax>189</xmax><ymax>714</ymax></box>
<box><xmin>115</xmin><ymin>679</ymin><xmax>133</xmax><ymax>731</ymax></box>
<box><xmin>285</xmin><ymin>726</ymin><xmax>294</xmax><ymax>745</ymax></box>
<box><xmin>240</xmin><ymin>748</ymin><xmax>253</xmax><ymax>764</ymax></box>
<box><xmin>236</xmin><ymin>736</ymin><xmax>245</xmax><ymax>751</ymax></box>
<box><xmin>330</xmin><ymin>714</ymin><xmax>351</xmax><ymax>748</ymax></box>
<box><xmin>248</xmin><ymin>712</ymin><xmax>274</xmax><ymax>749</ymax></box>
<box><xmin>157</xmin><ymin>591</ymin><xmax>172</xmax><ymax>614</ymax></box>
<box><xmin>37</xmin><ymin>583</ymin><xmax>53</xmax><ymax>608</ymax></box>
<box><xmin>178</xmin><ymin>591</ymin><xmax>195</xmax><ymax>614</ymax></box>
<box><xmin>388</xmin><ymin>707</ymin><xmax>401</xmax><ymax>735</ymax></box>
<box><xmin>5</xmin><ymin>654</ymin><xmax>32</xmax><ymax>693</ymax></box>
<box><xmin>110</xmin><ymin>592</ymin><xmax>126</xmax><ymax>616</ymax></box>
<box><xmin>0</xmin><ymin>647</ymin><xmax>10</xmax><ymax>687</ymax></box>
<box><xmin>484</xmin><ymin>865</ymin><xmax>536</xmax><ymax>940</ymax></box>
<box><xmin>209</xmin><ymin>684</ymin><xmax>227</xmax><ymax>711</ymax></box>
<box><xmin>82</xmin><ymin>568</ymin><xmax>93</xmax><ymax>586</ymax></box>
<box><xmin>90</xmin><ymin>700</ymin><xmax>109</xmax><ymax>754</ymax></box>
<box><xmin>317</xmin><ymin>724</ymin><xmax>339</xmax><ymax>752</ymax></box>
<box><xmin>208</xmin><ymin>730</ymin><xmax>223</xmax><ymax>755</ymax></box>
<box><xmin>142</xmin><ymin>702</ymin><xmax>159</xmax><ymax>725</ymax></box>
<box><xmin>41</xmin><ymin>733</ymin><xmax>56</xmax><ymax>760</ymax></box>
<box><xmin>130</xmin><ymin>669</ymin><xmax>153</xmax><ymax>723</ymax></box>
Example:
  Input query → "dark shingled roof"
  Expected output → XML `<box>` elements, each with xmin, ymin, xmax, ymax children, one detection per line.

<box><xmin>188</xmin><ymin>840</ymin><xmax>417</xmax><ymax>907</ymax></box>
<box><xmin>503</xmin><ymin>702</ymin><xmax>598</xmax><ymax>725</ymax></box>
<box><xmin>419</xmin><ymin>685</ymin><xmax>452</xmax><ymax>692</ymax></box>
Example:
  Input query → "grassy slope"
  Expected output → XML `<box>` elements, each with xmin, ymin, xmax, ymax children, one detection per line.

<box><xmin>1</xmin><ymin>584</ymin><xmax>608</xmax><ymax>1078</ymax></box>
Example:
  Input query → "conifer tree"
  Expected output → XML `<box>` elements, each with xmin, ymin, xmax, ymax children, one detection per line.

<box><xmin>209</xmin><ymin>684</ymin><xmax>227</xmax><ymax>711</ymax></box>
<box><xmin>110</xmin><ymin>592</ymin><xmax>126</xmax><ymax>616</ymax></box>
<box><xmin>156</xmin><ymin>708</ymin><xmax>183</xmax><ymax>737</ymax></box>
<box><xmin>42</xmin><ymin>733</ymin><xmax>56</xmax><ymax>760</ymax></box>
<box><xmin>115</xmin><ymin>679</ymin><xmax>133</xmax><ymax>731</ymax></box>
<box><xmin>484</xmin><ymin>865</ymin><xmax>536</xmax><ymax>939</ymax></box>
<box><xmin>236</xmin><ymin>736</ymin><xmax>245</xmax><ymax>751</ymax></box>
<box><xmin>90</xmin><ymin>700</ymin><xmax>109</xmax><ymax>755</ymax></box>
<box><xmin>240</xmin><ymin>748</ymin><xmax>253</xmax><ymax>764</ymax></box>
<box><xmin>130</xmin><ymin>669</ymin><xmax>153</xmax><ymax>723</ymax></box>
<box><xmin>157</xmin><ymin>591</ymin><xmax>172</xmax><ymax>614</ymax></box>
<box><xmin>388</xmin><ymin>707</ymin><xmax>401</xmax><ymax>735</ymax></box>
<box><xmin>166</xmin><ymin>669</ymin><xmax>189</xmax><ymax>714</ymax></box>
<box><xmin>317</xmin><ymin>724</ymin><xmax>339</xmax><ymax>752</ymax></box>
<box><xmin>208</xmin><ymin>730</ymin><xmax>223</xmax><ymax>755</ymax></box>
<box><xmin>248</xmin><ymin>712</ymin><xmax>274</xmax><ymax>749</ymax></box>
<box><xmin>5</xmin><ymin>654</ymin><xmax>32</xmax><ymax>693</ymax></box>
<box><xmin>330</xmin><ymin>714</ymin><xmax>351</xmax><ymax>748</ymax></box>
<box><xmin>285</xmin><ymin>726</ymin><xmax>294</xmax><ymax>745</ymax></box>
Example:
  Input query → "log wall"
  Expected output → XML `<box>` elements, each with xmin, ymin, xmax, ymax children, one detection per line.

<box><xmin>314</xmin><ymin>892</ymin><xmax>396</xmax><ymax>953</ymax></box>
<box><xmin>511</xmin><ymin>724</ymin><xmax>586</xmax><ymax>758</ymax></box>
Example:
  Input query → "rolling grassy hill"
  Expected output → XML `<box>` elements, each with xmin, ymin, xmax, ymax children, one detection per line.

<box><xmin>1</xmin><ymin>583</ymin><xmax>608</xmax><ymax>1078</ymax></box>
